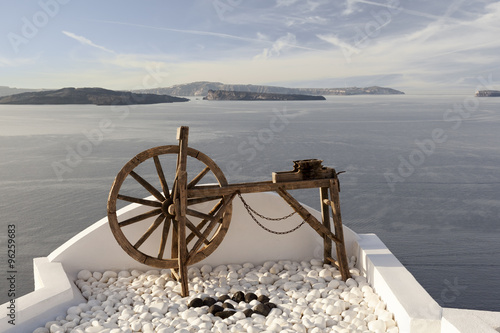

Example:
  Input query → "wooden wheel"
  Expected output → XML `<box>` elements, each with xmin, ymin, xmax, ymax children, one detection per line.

<box><xmin>107</xmin><ymin>145</ymin><xmax>232</xmax><ymax>269</ymax></box>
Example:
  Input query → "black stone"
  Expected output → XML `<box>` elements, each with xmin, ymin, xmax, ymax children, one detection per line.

<box><xmin>188</xmin><ymin>298</ymin><xmax>204</xmax><ymax>308</ymax></box>
<box><xmin>257</xmin><ymin>295</ymin><xmax>270</xmax><ymax>304</ymax></box>
<box><xmin>208</xmin><ymin>304</ymin><xmax>224</xmax><ymax>315</ymax></box>
<box><xmin>217</xmin><ymin>295</ymin><xmax>230</xmax><ymax>302</ymax></box>
<box><xmin>266</xmin><ymin>302</ymin><xmax>277</xmax><ymax>309</ymax></box>
<box><xmin>243</xmin><ymin>309</ymin><xmax>254</xmax><ymax>317</ymax></box>
<box><xmin>232</xmin><ymin>291</ymin><xmax>245</xmax><ymax>303</ymax></box>
<box><xmin>215</xmin><ymin>311</ymin><xmax>235</xmax><ymax>319</ymax></box>
<box><xmin>203</xmin><ymin>297</ymin><xmax>216</xmax><ymax>307</ymax></box>
<box><xmin>222</xmin><ymin>302</ymin><xmax>234</xmax><ymax>309</ymax></box>
<box><xmin>244</xmin><ymin>292</ymin><xmax>258</xmax><ymax>303</ymax></box>
<box><xmin>253</xmin><ymin>303</ymin><xmax>271</xmax><ymax>316</ymax></box>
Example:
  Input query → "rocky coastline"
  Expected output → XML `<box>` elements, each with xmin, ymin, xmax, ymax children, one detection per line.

<box><xmin>203</xmin><ymin>90</ymin><xmax>326</xmax><ymax>101</ymax></box>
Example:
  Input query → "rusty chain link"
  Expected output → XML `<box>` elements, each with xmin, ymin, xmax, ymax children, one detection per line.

<box><xmin>236</xmin><ymin>192</ymin><xmax>305</xmax><ymax>235</ymax></box>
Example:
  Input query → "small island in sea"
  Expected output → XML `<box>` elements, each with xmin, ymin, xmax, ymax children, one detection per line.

<box><xmin>203</xmin><ymin>90</ymin><xmax>326</xmax><ymax>101</ymax></box>
<box><xmin>475</xmin><ymin>90</ymin><xmax>500</xmax><ymax>97</ymax></box>
<box><xmin>0</xmin><ymin>87</ymin><xmax>189</xmax><ymax>105</ymax></box>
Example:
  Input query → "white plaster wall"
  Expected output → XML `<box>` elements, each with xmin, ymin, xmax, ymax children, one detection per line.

<box><xmin>0</xmin><ymin>258</ymin><xmax>85</xmax><ymax>333</ymax></box>
<box><xmin>354</xmin><ymin>234</ymin><xmax>442</xmax><ymax>333</ymax></box>
<box><xmin>48</xmin><ymin>192</ymin><xmax>359</xmax><ymax>278</ymax></box>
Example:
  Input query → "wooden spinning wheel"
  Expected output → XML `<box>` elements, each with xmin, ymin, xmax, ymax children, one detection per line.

<box><xmin>108</xmin><ymin>127</ymin><xmax>233</xmax><ymax>277</ymax></box>
<box><xmin>108</xmin><ymin>126</ymin><xmax>351</xmax><ymax>297</ymax></box>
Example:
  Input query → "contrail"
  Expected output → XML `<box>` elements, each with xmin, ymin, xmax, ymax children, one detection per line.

<box><xmin>93</xmin><ymin>19</ymin><xmax>321</xmax><ymax>52</ymax></box>
<box><xmin>62</xmin><ymin>31</ymin><xmax>115</xmax><ymax>54</ymax></box>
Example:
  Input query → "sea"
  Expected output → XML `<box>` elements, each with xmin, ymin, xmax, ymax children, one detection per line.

<box><xmin>1</xmin><ymin>95</ymin><xmax>499</xmax><ymax>311</ymax></box>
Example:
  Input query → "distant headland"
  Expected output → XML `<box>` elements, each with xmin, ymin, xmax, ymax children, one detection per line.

<box><xmin>475</xmin><ymin>90</ymin><xmax>500</xmax><ymax>97</ymax></box>
<box><xmin>203</xmin><ymin>90</ymin><xmax>326</xmax><ymax>101</ymax></box>
<box><xmin>0</xmin><ymin>82</ymin><xmax>406</xmax><ymax>105</ymax></box>
<box><xmin>134</xmin><ymin>81</ymin><xmax>405</xmax><ymax>96</ymax></box>
<box><xmin>0</xmin><ymin>87</ymin><xmax>189</xmax><ymax>105</ymax></box>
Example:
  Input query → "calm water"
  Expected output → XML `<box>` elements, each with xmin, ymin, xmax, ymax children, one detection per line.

<box><xmin>1</xmin><ymin>95</ymin><xmax>499</xmax><ymax>311</ymax></box>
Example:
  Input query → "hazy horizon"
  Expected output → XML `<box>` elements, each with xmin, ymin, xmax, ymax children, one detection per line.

<box><xmin>1</xmin><ymin>1</ymin><xmax>500</xmax><ymax>94</ymax></box>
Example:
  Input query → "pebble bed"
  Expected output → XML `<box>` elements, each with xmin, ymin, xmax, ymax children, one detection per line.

<box><xmin>34</xmin><ymin>258</ymin><xmax>398</xmax><ymax>333</ymax></box>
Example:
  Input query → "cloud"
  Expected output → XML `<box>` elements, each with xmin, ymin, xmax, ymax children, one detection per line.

<box><xmin>62</xmin><ymin>31</ymin><xmax>115</xmax><ymax>53</ymax></box>
<box><xmin>343</xmin><ymin>0</ymin><xmax>360</xmax><ymax>16</ymax></box>
<box><xmin>254</xmin><ymin>33</ymin><xmax>298</xmax><ymax>59</ymax></box>
<box><xmin>276</xmin><ymin>0</ymin><xmax>299</xmax><ymax>7</ymax></box>
<box><xmin>316</xmin><ymin>34</ymin><xmax>359</xmax><ymax>55</ymax></box>
<box><xmin>0</xmin><ymin>56</ymin><xmax>37</xmax><ymax>67</ymax></box>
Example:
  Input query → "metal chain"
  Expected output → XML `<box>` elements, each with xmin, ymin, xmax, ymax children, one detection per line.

<box><xmin>237</xmin><ymin>192</ymin><xmax>306</xmax><ymax>235</ymax></box>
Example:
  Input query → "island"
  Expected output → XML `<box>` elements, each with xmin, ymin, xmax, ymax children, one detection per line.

<box><xmin>134</xmin><ymin>81</ymin><xmax>405</xmax><ymax>96</ymax></box>
<box><xmin>0</xmin><ymin>87</ymin><xmax>189</xmax><ymax>105</ymax></box>
<box><xmin>475</xmin><ymin>90</ymin><xmax>500</xmax><ymax>97</ymax></box>
<box><xmin>203</xmin><ymin>90</ymin><xmax>326</xmax><ymax>101</ymax></box>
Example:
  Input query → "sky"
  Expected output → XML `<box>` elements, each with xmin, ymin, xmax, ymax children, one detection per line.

<box><xmin>1</xmin><ymin>0</ymin><xmax>500</xmax><ymax>93</ymax></box>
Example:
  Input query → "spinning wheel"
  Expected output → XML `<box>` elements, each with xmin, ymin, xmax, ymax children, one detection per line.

<box><xmin>108</xmin><ymin>126</ymin><xmax>351</xmax><ymax>297</ymax></box>
<box><xmin>107</xmin><ymin>127</ymin><xmax>233</xmax><ymax>272</ymax></box>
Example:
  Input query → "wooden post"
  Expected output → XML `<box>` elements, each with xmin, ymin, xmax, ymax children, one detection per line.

<box><xmin>176</xmin><ymin>126</ymin><xmax>189</xmax><ymax>297</ymax></box>
<box><xmin>277</xmin><ymin>187</ymin><xmax>350</xmax><ymax>280</ymax></box>
<box><xmin>320</xmin><ymin>187</ymin><xmax>332</xmax><ymax>265</ymax></box>
<box><xmin>328</xmin><ymin>178</ymin><xmax>351</xmax><ymax>281</ymax></box>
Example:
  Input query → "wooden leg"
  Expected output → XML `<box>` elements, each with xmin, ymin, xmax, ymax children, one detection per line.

<box><xmin>320</xmin><ymin>187</ymin><xmax>332</xmax><ymax>265</ymax></box>
<box><xmin>276</xmin><ymin>187</ymin><xmax>340</xmax><ymax>244</ymax></box>
<box><xmin>176</xmin><ymin>127</ymin><xmax>190</xmax><ymax>297</ymax></box>
<box><xmin>329</xmin><ymin>179</ymin><xmax>351</xmax><ymax>281</ymax></box>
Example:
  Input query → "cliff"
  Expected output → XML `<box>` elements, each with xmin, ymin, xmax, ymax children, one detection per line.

<box><xmin>475</xmin><ymin>90</ymin><xmax>500</xmax><ymax>97</ymax></box>
<box><xmin>0</xmin><ymin>87</ymin><xmax>189</xmax><ymax>105</ymax></box>
<box><xmin>135</xmin><ymin>81</ymin><xmax>405</xmax><ymax>96</ymax></box>
<box><xmin>203</xmin><ymin>90</ymin><xmax>326</xmax><ymax>101</ymax></box>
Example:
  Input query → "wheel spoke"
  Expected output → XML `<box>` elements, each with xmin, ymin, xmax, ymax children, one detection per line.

<box><xmin>117</xmin><ymin>194</ymin><xmax>162</xmax><ymax>207</ymax></box>
<box><xmin>158</xmin><ymin>217</ymin><xmax>171</xmax><ymax>259</ymax></box>
<box><xmin>134</xmin><ymin>215</ymin><xmax>165</xmax><ymax>249</ymax></box>
<box><xmin>187</xmin><ymin>196</ymin><xmax>223</xmax><ymax>206</ymax></box>
<box><xmin>119</xmin><ymin>208</ymin><xmax>163</xmax><ymax>227</ymax></box>
<box><xmin>153</xmin><ymin>156</ymin><xmax>170</xmax><ymax>199</ymax></box>
<box><xmin>185</xmin><ymin>217</ymin><xmax>210</xmax><ymax>245</ymax></box>
<box><xmin>186</xmin><ymin>193</ymin><xmax>236</xmax><ymax>265</ymax></box>
<box><xmin>186</xmin><ymin>208</ymin><xmax>217</xmax><ymax>222</ymax></box>
<box><xmin>187</xmin><ymin>166</ymin><xmax>211</xmax><ymax>189</ymax></box>
<box><xmin>186</xmin><ymin>199</ymin><xmax>223</xmax><ymax>244</ymax></box>
<box><xmin>186</xmin><ymin>219</ymin><xmax>209</xmax><ymax>245</ymax></box>
<box><xmin>129</xmin><ymin>170</ymin><xmax>165</xmax><ymax>202</ymax></box>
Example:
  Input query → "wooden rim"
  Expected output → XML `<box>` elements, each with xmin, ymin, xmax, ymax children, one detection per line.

<box><xmin>107</xmin><ymin>145</ymin><xmax>232</xmax><ymax>269</ymax></box>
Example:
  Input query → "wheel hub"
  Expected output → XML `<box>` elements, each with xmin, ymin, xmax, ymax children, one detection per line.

<box><xmin>161</xmin><ymin>198</ymin><xmax>175</xmax><ymax>218</ymax></box>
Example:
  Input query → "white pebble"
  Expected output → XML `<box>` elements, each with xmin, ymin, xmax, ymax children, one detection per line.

<box><xmin>368</xmin><ymin>319</ymin><xmax>387</xmax><ymax>331</ymax></box>
<box><xmin>77</xmin><ymin>270</ymin><xmax>92</xmax><ymax>281</ymax></box>
<box><xmin>40</xmin><ymin>259</ymin><xmax>397</xmax><ymax>333</ymax></box>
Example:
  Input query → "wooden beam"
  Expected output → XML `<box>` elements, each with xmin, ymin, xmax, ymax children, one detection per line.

<box><xmin>320</xmin><ymin>187</ymin><xmax>332</xmax><ymax>265</ymax></box>
<box><xmin>188</xmin><ymin>178</ymin><xmax>332</xmax><ymax>198</ymax></box>
<box><xmin>275</xmin><ymin>187</ymin><xmax>341</xmax><ymax>244</ymax></box>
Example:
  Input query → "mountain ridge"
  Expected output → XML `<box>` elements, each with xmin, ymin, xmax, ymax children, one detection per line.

<box><xmin>0</xmin><ymin>87</ymin><xmax>189</xmax><ymax>105</ymax></box>
<box><xmin>134</xmin><ymin>81</ymin><xmax>405</xmax><ymax>96</ymax></box>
